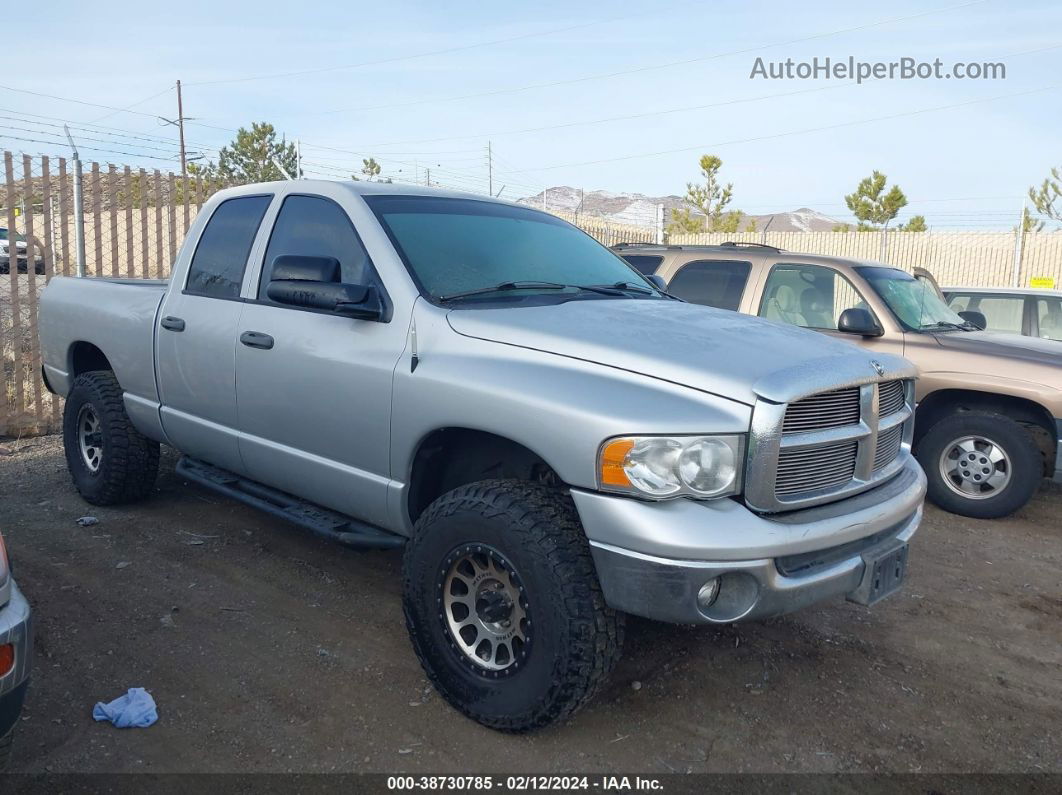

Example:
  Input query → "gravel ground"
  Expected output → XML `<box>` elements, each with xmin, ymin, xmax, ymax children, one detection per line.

<box><xmin>0</xmin><ymin>435</ymin><xmax>1058</xmax><ymax>774</ymax></box>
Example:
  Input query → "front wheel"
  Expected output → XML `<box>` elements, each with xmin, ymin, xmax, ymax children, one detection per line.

<box><xmin>915</xmin><ymin>411</ymin><xmax>1042</xmax><ymax>519</ymax></box>
<box><xmin>402</xmin><ymin>480</ymin><xmax>624</xmax><ymax>732</ymax></box>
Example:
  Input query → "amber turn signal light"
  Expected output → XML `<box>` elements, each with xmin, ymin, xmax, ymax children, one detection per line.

<box><xmin>599</xmin><ymin>438</ymin><xmax>635</xmax><ymax>487</ymax></box>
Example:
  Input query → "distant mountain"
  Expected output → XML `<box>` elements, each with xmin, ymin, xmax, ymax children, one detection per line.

<box><xmin>518</xmin><ymin>187</ymin><xmax>840</xmax><ymax>232</ymax></box>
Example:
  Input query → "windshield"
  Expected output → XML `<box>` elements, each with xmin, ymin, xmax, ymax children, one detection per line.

<box><xmin>858</xmin><ymin>266</ymin><xmax>969</xmax><ymax>331</ymax></box>
<box><xmin>0</xmin><ymin>228</ymin><xmax>24</xmax><ymax>242</ymax></box>
<box><xmin>365</xmin><ymin>195</ymin><xmax>658</xmax><ymax>303</ymax></box>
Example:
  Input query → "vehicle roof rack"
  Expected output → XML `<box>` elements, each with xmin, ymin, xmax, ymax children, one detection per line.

<box><xmin>719</xmin><ymin>241</ymin><xmax>783</xmax><ymax>252</ymax></box>
<box><xmin>610</xmin><ymin>242</ymin><xmax>681</xmax><ymax>250</ymax></box>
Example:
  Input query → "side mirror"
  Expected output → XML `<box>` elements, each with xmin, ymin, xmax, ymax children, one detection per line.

<box><xmin>957</xmin><ymin>310</ymin><xmax>986</xmax><ymax>330</ymax></box>
<box><xmin>646</xmin><ymin>274</ymin><xmax>667</xmax><ymax>291</ymax></box>
<box><xmin>267</xmin><ymin>279</ymin><xmax>382</xmax><ymax>320</ymax></box>
<box><xmin>837</xmin><ymin>307</ymin><xmax>883</xmax><ymax>337</ymax></box>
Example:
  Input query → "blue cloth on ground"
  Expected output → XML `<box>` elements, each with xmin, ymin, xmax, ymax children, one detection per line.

<box><xmin>92</xmin><ymin>687</ymin><xmax>158</xmax><ymax>728</ymax></box>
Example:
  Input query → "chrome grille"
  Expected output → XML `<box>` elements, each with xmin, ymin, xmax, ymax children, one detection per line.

<box><xmin>782</xmin><ymin>387</ymin><xmax>860</xmax><ymax>434</ymax></box>
<box><xmin>746</xmin><ymin>376</ymin><xmax>916</xmax><ymax>512</ymax></box>
<box><xmin>776</xmin><ymin>440</ymin><xmax>858</xmax><ymax>496</ymax></box>
<box><xmin>874</xmin><ymin>424</ymin><xmax>904</xmax><ymax>471</ymax></box>
<box><xmin>879</xmin><ymin>380</ymin><xmax>906</xmax><ymax>417</ymax></box>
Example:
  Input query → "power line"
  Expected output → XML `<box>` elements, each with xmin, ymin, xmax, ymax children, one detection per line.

<box><xmin>293</xmin><ymin>0</ymin><xmax>991</xmax><ymax>118</ymax></box>
<box><xmin>87</xmin><ymin>85</ymin><xmax>174</xmax><ymax>123</ymax></box>
<box><xmin>0</xmin><ymin>134</ymin><xmax>180</xmax><ymax>164</ymax></box>
<box><xmin>185</xmin><ymin>11</ymin><xmax>653</xmax><ymax>87</ymax></box>
<box><xmin>513</xmin><ymin>84</ymin><xmax>1058</xmax><ymax>172</ymax></box>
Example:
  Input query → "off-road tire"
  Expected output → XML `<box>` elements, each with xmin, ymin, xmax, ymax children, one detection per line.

<box><xmin>916</xmin><ymin>411</ymin><xmax>1041</xmax><ymax>519</ymax></box>
<box><xmin>402</xmin><ymin>479</ymin><xmax>624</xmax><ymax>732</ymax></box>
<box><xmin>63</xmin><ymin>370</ymin><xmax>159</xmax><ymax>505</ymax></box>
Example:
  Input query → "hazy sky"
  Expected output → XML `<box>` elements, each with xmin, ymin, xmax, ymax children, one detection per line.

<box><xmin>3</xmin><ymin>0</ymin><xmax>1059</xmax><ymax>228</ymax></box>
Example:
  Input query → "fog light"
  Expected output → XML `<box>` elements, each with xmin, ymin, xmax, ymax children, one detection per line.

<box><xmin>697</xmin><ymin>579</ymin><xmax>720</xmax><ymax>609</ymax></box>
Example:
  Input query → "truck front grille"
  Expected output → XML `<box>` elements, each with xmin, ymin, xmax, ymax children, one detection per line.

<box><xmin>874</xmin><ymin>424</ymin><xmax>904</xmax><ymax>471</ymax></box>
<box><xmin>745</xmin><ymin>378</ymin><xmax>914</xmax><ymax>512</ymax></box>
<box><xmin>782</xmin><ymin>387</ymin><xmax>860</xmax><ymax>434</ymax></box>
<box><xmin>776</xmin><ymin>440</ymin><xmax>859</xmax><ymax>496</ymax></box>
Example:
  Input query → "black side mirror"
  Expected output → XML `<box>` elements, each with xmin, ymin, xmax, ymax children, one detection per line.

<box><xmin>646</xmin><ymin>274</ymin><xmax>667</xmax><ymax>291</ymax></box>
<box><xmin>957</xmin><ymin>310</ymin><xmax>986</xmax><ymax>330</ymax></box>
<box><xmin>270</xmin><ymin>254</ymin><xmax>340</xmax><ymax>283</ymax></box>
<box><xmin>837</xmin><ymin>307</ymin><xmax>883</xmax><ymax>337</ymax></box>
<box><xmin>267</xmin><ymin>279</ymin><xmax>382</xmax><ymax>320</ymax></box>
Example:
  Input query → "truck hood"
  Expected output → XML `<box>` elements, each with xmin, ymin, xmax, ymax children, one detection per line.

<box><xmin>933</xmin><ymin>329</ymin><xmax>1062</xmax><ymax>366</ymax></box>
<box><xmin>447</xmin><ymin>299</ymin><xmax>897</xmax><ymax>406</ymax></box>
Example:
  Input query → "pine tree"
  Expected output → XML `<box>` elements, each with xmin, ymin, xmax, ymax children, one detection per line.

<box><xmin>844</xmin><ymin>171</ymin><xmax>908</xmax><ymax>230</ymax></box>
<box><xmin>190</xmin><ymin>122</ymin><xmax>298</xmax><ymax>183</ymax></box>
<box><xmin>898</xmin><ymin>215</ymin><xmax>928</xmax><ymax>232</ymax></box>
<box><xmin>1029</xmin><ymin>167</ymin><xmax>1061</xmax><ymax>222</ymax></box>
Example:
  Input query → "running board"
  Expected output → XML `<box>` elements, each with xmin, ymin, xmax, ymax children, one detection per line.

<box><xmin>176</xmin><ymin>457</ymin><xmax>406</xmax><ymax>550</ymax></box>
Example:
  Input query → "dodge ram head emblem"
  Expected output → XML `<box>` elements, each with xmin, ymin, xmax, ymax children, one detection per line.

<box><xmin>871</xmin><ymin>360</ymin><xmax>886</xmax><ymax>376</ymax></box>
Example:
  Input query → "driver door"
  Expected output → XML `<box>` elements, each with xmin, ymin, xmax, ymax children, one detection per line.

<box><xmin>234</xmin><ymin>190</ymin><xmax>405</xmax><ymax>529</ymax></box>
<box><xmin>756</xmin><ymin>262</ymin><xmax>905</xmax><ymax>358</ymax></box>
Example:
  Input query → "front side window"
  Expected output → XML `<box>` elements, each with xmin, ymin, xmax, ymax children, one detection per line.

<box><xmin>259</xmin><ymin>195</ymin><xmax>376</xmax><ymax>301</ymax></box>
<box><xmin>1036</xmin><ymin>297</ymin><xmax>1062</xmax><ymax>341</ymax></box>
<box><xmin>668</xmin><ymin>260</ymin><xmax>750</xmax><ymax>311</ymax></box>
<box><xmin>859</xmin><ymin>267</ymin><xmax>969</xmax><ymax>331</ymax></box>
<box><xmin>621</xmin><ymin>254</ymin><xmax>663</xmax><ymax>275</ymax></box>
<box><xmin>186</xmin><ymin>195</ymin><xmax>272</xmax><ymax>299</ymax></box>
<box><xmin>365</xmin><ymin>196</ymin><xmax>657</xmax><ymax>303</ymax></box>
<box><xmin>758</xmin><ymin>263</ymin><xmax>869</xmax><ymax>330</ymax></box>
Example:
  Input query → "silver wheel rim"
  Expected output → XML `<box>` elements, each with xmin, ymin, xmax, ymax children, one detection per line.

<box><xmin>938</xmin><ymin>435</ymin><xmax>1011</xmax><ymax>500</ymax></box>
<box><xmin>77</xmin><ymin>403</ymin><xmax>103</xmax><ymax>473</ymax></box>
<box><xmin>441</xmin><ymin>545</ymin><xmax>530</xmax><ymax>675</ymax></box>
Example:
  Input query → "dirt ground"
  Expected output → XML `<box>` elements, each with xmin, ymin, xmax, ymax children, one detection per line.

<box><xmin>0</xmin><ymin>434</ymin><xmax>1058</xmax><ymax>774</ymax></box>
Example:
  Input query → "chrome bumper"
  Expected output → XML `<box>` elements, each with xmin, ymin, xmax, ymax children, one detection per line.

<box><xmin>573</xmin><ymin>456</ymin><xmax>927</xmax><ymax>624</ymax></box>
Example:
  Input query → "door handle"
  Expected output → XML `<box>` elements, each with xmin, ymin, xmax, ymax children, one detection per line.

<box><xmin>160</xmin><ymin>316</ymin><xmax>185</xmax><ymax>332</ymax></box>
<box><xmin>240</xmin><ymin>331</ymin><xmax>274</xmax><ymax>350</ymax></box>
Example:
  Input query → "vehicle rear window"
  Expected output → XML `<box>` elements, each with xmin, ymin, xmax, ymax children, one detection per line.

<box><xmin>186</xmin><ymin>195</ymin><xmax>272</xmax><ymax>299</ymax></box>
<box><xmin>667</xmin><ymin>259</ymin><xmax>750</xmax><ymax>311</ymax></box>
<box><xmin>621</xmin><ymin>254</ymin><xmax>663</xmax><ymax>275</ymax></box>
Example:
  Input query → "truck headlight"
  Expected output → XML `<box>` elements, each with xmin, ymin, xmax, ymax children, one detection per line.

<box><xmin>598</xmin><ymin>435</ymin><xmax>744</xmax><ymax>499</ymax></box>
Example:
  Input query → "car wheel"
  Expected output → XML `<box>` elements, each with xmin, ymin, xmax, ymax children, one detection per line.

<box><xmin>915</xmin><ymin>411</ymin><xmax>1041</xmax><ymax>519</ymax></box>
<box><xmin>62</xmin><ymin>370</ymin><xmax>160</xmax><ymax>505</ymax></box>
<box><xmin>402</xmin><ymin>479</ymin><xmax>624</xmax><ymax>732</ymax></box>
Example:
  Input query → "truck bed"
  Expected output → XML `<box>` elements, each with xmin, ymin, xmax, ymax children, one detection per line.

<box><xmin>39</xmin><ymin>276</ymin><xmax>168</xmax><ymax>412</ymax></box>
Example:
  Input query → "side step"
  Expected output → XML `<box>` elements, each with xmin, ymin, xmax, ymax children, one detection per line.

<box><xmin>176</xmin><ymin>457</ymin><xmax>406</xmax><ymax>550</ymax></box>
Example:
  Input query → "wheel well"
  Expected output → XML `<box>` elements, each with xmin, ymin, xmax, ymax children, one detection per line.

<box><xmin>915</xmin><ymin>389</ymin><xmax>1056</xmax><ymax>475</ymax></box>
<box><xmin>407</xmin><ymin>429</ymin><xmax>560</xmax><ymax>524</ymax></box>
<box><xmin>69</xmin><ymin>342</ymin><xmax>113</xmax><ymax>378</ymax></box>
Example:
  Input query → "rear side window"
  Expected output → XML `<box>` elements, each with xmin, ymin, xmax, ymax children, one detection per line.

<box><xmin>621</xmin><ymin>254</ymin><xmax>663</xmax><ymax>275</ymax></box>
<box><xmin>259</xmin><ymin>195</ymin><xmax>376</xmax><ymax>301</ymax></box>
<box><xmin>186</xmin><ymin>195</ymin><xmax>271</xmax><ymax>299</ymax></box>
<box><xmin>668</xmin><ymin>259</ymin><xmax>750</xmax><ymax>311</ymax></box>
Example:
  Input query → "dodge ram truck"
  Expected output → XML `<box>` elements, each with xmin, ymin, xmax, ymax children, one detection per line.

<box><xmin>617</xmin><ymin>242</ymin><xmax>1062</xmax><ymax>520</ymax></box>
<box><xmin>40</xmin><ymin>181</ymin><xmax>926</xmax><ymax>731</ymax></box>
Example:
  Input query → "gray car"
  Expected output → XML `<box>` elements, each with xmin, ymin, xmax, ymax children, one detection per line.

<box><xmin>39</xmin><ymin>181</ymin><xmax>925</xmax><ymax>731</ymax></box>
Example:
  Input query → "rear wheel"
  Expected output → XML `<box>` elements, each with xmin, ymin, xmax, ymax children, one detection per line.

<box><xmin>402</xmin><ymin>479</ymin><xmax>623</xmax><ymax>732</ymax></box>
<box><xmin>916</xmin><ymin>411</ymin><xmax>1041</xmax><ymax>519</ymax></box>
<box><xmin>62</xmin><ymin>370</ymin><xmax>160</xmax><ymax>505</ymax></box>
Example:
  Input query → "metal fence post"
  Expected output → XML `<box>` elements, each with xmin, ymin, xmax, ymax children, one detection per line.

<box><xmin>63</xmin><ymin>125</ymin><xmax>86</xmax><ymax>276</ymax></box>
<box><xmin>1012</xmin><ymin>204</ymin><xmax>1026</xmax><ymax>287</ymax></box>
<box><xmin>655</xmin><ymin>203</ymin><xmax>664</xmax><ymax>244</ymax></box>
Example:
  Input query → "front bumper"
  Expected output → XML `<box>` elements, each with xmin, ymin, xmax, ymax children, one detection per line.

<box><xmin>574</xmin><ymin>456</ymin><xmax>927</xmax><ymax>624</ymax></box>
<box><xmin>0</xmin><ymin>582</ymin><xmax>32</xmax><ymax>737</ymax></box>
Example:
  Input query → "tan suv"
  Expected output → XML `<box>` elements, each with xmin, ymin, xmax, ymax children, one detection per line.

<box><xmin>617</xmin><ymin>242</ymin><xmax>1062</xmax><ymax>519</ymax></box>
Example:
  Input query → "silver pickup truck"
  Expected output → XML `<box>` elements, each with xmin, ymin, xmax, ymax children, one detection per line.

<box><xmin>39</xmin><ymin>180</ymin><xmax>926</xmax><ymax>731</ymax></box>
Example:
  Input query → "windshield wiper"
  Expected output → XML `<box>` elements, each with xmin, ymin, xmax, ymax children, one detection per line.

<box><xmin>582</xmin><ymin>281</ymin><xmax>656</xmax><ymax>296</ymax></box>
<box><xmin>437</xmin><ymin>281</ymin><xmax>569</xmax><ymax>302</ymax></box>
<box><xmin>920</xmin><ymin>320</ymin><xmax>972</xmax><ymax>332</ymax></box>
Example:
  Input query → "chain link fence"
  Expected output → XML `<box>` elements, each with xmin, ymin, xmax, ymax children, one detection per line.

<box><xmin>2</xmin><ymin>146</ymin><xmax>1060</xmax><ymax>438</ymax></box>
